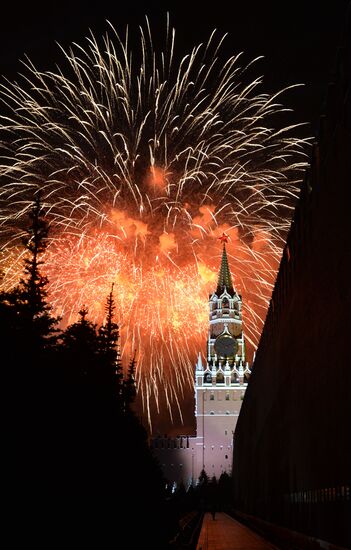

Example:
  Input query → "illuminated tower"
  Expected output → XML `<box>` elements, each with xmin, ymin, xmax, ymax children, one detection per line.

<box><xmin>194</xmin><ymin>234</ymin><xmax>251</xmax><ymax>479</ymax></box>
<box><xmin>151</xmin><ymin>234</ymin><xmax>251</xmax><ymax>486</ymax></box>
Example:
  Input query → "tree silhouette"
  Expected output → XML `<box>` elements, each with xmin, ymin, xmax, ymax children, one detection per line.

<box><xmin>2</xmin><ymin>199</ymin><xmax>171</xmax><ymax>548</ymax></box>
<box><xmin>2</xmin><ymin>197</ymin><xmax>62</xmax><ymax>546</ymax></box>
<box><xmin>199</xmin><ymin>469</ymin><xmax>209</xmax><ymax>485</ymax></box>
<box><xmin>21</xmin><ymin>195</ymin><xmax>48</xmax><ymax>312</ymax></box>
<box><xmin>19</xmin><ymin>195</ymin><xmax>60</xmax><ymax>353</ymax></box>
<box><xmin>123</xmin><ymin>350</ymin><xmax>137</xmax><ymax>412</ymax></box>
<box><xmin>1</xmin><ymin>195</ymin><xmax>60</xmax><ymax>361</ymax></box>
<box><xmin>62</xmin><ymin>306</ymin><xmax>99</xmax><ymax>374</ymax></box>
<box><xmin>218</xmin><ymin>472</ymin><xmax>233</xmax><ymax>511</ymax></box>
<box><xmin>98</xmin><ymin>283</ymin><xmax>123</xmax><ymax>403</ymax></box>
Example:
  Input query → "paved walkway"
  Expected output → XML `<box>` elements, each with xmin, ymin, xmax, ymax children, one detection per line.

<box><xmin>196</xmin><ymin>513</ymin><xmax>280</xmax><ymax>550</ymax></box>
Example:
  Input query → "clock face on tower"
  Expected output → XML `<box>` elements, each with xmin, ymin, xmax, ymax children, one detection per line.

<box><xmin>214</xmin><ymin>335</ymin><xmax>238</xmax><ymax>357</ymax></box>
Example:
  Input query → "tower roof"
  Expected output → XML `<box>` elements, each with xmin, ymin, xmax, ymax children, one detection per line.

<box><xmin>217</xmin><ymin>242</ymin><xmax>234</xmax><ymax>295</ymax></box>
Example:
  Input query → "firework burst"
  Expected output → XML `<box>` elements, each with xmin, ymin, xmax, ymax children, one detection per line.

<box><xmin>0</xmin><ymin>18</ymin><xmax>308</xmax><ymax>430</ymax></box>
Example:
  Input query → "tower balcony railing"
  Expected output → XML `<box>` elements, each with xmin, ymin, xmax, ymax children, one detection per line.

<box><xmin>211</xmin><ymin>311</ymin><xmax>239</xmax><ymax>318</ymax></box>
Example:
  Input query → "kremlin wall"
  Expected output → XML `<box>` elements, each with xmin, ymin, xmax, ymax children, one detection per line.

<box><xmin>232</xmin><ymin>14</ymin><xmax>351</xmax><ymax>549</ymax></box>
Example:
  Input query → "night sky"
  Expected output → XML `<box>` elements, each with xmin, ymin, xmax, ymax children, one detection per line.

<box><xmin>0</xmin><ymin>1</ymin><xmax>349</xmax><ymax>134</ymax></box>
<box><xmin>1</xmin><ymin>1</ymin><xmax>349</xmax><ymax>434</ymax></box>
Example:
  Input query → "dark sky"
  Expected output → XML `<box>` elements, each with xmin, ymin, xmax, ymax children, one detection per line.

<box><xmin>0</xmin><ymin>1</ymin><xmax>349</xmax><ymax>135</ymax></box>
<box><xmin>0</xmin><ymin>1</ymin><xmax>349</xmax><ymax>434</ymax></box>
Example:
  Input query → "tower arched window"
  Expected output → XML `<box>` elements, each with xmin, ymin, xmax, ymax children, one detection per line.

<box><xmin>204</xmin><ymin>372</ymin><xmax>212</xmax><ymax>383</ymax></box>
<box><xmin>216</xmin><ymin>372</ymin><xmax>224</xmax><ymax>384</ymax></box>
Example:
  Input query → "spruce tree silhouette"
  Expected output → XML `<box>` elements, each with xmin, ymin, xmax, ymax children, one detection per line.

<box><xmin>58</xmin><ymin>302</ymin><xmax>169</xmax><ymax>547</ymax></box>
<box><xmin>1</xmin><ymin>207</ymin><xmax>174</xmax><ymax>548</ymax></box>
<box><xmin>218</xmin><ymin>472</ymin><xmax>233</xmax><ymax>511</ymax></box>
<box><xmin>61</xmin><ymin>305</ymin><xmax>99</xmax><ymax>383</ymax></box>
<box><xmin>1</xmin><ymin>196</ymin><xmax>61</xmax><ymax>547</ymax></box>
<box><xmin>98</xmin><ymin>283</ymin><xmax>123</xmax><ymax>406</ymax></box>
<box><xmin>1</xmin><ymin>195</ymin><xmax>60</xmax><ymax>365</ymax></box>
<box><xmin>123</xmin><ymin>350</ymin><xmax>137</xmax><ymax>412</ymax></box>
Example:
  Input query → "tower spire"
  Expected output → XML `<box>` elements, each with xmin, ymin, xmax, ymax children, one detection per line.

<box><xmin>217</xmin><ymin>233</ymin><xmax>234</xmax><ymax>294</ymax></box>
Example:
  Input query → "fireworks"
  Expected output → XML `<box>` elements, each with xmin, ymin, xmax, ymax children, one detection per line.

<box><xmin>0</xmin><ymin>18</ymin><xmax>308</xmax><ymax>430</ymax></box>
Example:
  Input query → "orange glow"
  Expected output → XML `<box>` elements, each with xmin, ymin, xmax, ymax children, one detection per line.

<box><xmin>0</xmin><ymin>24</ymin><xmax>306</xmax><ymax>431</ymax></box>
<box><xmin>159</xmin><ymin>232</ymin><xmax>177</xmax><ymax>253</ymax></box>
<box><xmin>146</xmin><ymin>166</ymin><xmax>168</xmax><ymax>192</ymax></box>
<box><xmin>252</xmin><ymin>229</ymin><xmax>271</xmax><ymax>252</ymax></box>
<box><xmin>110</xmin><ymin>209</ymin><xmax>150</xmax><ymax>241</ymax></box>
<box><xmin>197</xmin><ymin>262</ymin><xmax>217</xmax><ymax>285</ymax></box>
<box><xmin>0</xmin><ymin>206</ymin><xmax>281</xmax><ymax>430</ymax></box>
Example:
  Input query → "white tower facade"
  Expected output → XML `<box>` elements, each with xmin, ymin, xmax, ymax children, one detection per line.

<box><xmin>151</xmin><ymin>236</ymin><xmax>251</xmax><ymax>485</ymax></box>
<box><xmin>194</xmin><ymin>236</ymin><xmax>251</xmax><ymax>479</ymax></box>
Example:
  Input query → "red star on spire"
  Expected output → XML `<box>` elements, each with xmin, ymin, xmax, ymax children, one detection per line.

<box><xmin>218</xmin><ymin>232</ymin><xmax>229</xmax><ymax>243</ymax></box>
